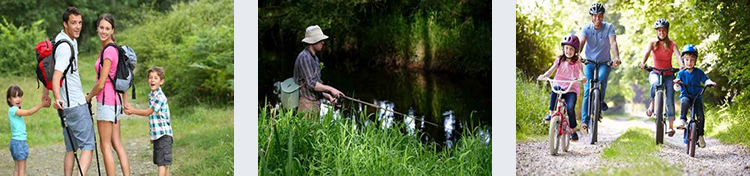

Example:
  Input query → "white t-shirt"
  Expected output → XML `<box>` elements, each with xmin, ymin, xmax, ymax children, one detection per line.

<box><xmin>54</xmin><ymin>30</ymin><xmax>86</xmax><ymax>108</ymax></box>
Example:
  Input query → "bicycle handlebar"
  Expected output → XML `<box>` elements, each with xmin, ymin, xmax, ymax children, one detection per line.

<box><xmin>537</xmin><ymin>78</ymin><xmax>582</xmax><ymax>95</ymax></box>
<box><xmin>644</xmin><ymin>66</ymin><xmax>680</xmax><ymax>73</ymax></box>
<box><xmin>581</xmin><ymin>59</ymin><xmax>613</xmax><ymax>67</ymax></box>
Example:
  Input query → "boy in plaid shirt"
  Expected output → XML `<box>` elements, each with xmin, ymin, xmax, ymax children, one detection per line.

<box><xmin>124</xmin><ymin>66</ymin><xmax>172</xmax><ymax>176</ymax></box>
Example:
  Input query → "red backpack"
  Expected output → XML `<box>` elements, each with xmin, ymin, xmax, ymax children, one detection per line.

<box><xmin>35</xmin><ymin>39</ymin><xmax>75</xmax><ymax>90</ymax></box>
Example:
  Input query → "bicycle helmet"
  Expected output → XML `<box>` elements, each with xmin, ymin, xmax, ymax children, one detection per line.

<box><xmin>681</xmin><ymin>44</ymin><xmax>698</xmax><ymax>56</ymax></box>
<box><xmin>561</xmin><ymin>34</ymin><xmax>580</xmax><ymax>52</ymax></box>
<box><xmin>654</xmin><ymin>18</ymin><xmax>669</xmax><ymax>29</ymax></box>
<box><xmin>589</xmin><ymin>3</ymin><xmax>605</xmax><ymax>15</ymax></box>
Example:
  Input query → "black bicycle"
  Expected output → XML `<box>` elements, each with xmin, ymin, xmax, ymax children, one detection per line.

<box><xmin>644</xmin><ymin>66</ymin><xmax>680</xmax><ymax>144</ymax></box>
<box><xmin>676</xmin><ymin>81</ymin><xmax>713</xmax><ymax>157</ymax></box>
<box><xmin>581</xmin><ymin>59</ymin><xmax>612</xmax><ymax>145</ymax></box>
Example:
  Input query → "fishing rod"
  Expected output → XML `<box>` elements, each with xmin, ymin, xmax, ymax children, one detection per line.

<box><xmin>339</xmin><ymin>95</ymin><xmax>446</xmax><ymax>129</ymax></box>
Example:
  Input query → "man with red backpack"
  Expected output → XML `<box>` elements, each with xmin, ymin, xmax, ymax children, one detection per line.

<box><xmin>41</xmin><ymin>7</ymin><xmax>98</xmax><ymax>176</ymax></box>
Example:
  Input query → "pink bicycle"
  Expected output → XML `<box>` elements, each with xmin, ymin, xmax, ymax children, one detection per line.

<box><xmin>538</xmin><ymin>77</ymin><xmax>582</xmax><ymax>155</ymax></box>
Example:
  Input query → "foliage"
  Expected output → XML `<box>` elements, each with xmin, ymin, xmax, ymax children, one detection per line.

<box><xmin>0</xmin><ymin>0</ymin><xmax>187</xmax><ymax>53</ymax></box>
<box><xmin>0</xmin><ymin>18</ymin><xmax>47</xmax><ymax>76</ymax></box>
<box><xmin>258</xmin><ymin>105</ymin><xmax>492</xmax><ymax>175</ymax></box>
<box><xmin>259</xmin><ymin>0</ymin><xmax>491</xmax><ymax>77</ymax></box>
<box><xmin>118</xmin><ymin>0</ymin><xmax>234</xmax><ymax>105</ymax></box>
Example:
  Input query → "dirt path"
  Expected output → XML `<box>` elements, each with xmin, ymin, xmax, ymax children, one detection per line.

<box><xmin>517</xmin><ymin>114</ymin><xmax>750</xmax><ymax>175</ymax></box>
<box><xmin>0</xmin><ymin>115</ymin><xmax>157</xmax><ymax>176</ymax></box>
<box><xmin>654</xmin><ymin>120</ymin><xmax>750</xmax><ymax>175</ymax></box>
<box><xmin>516</xmin><ymin>117</ymin><xmax>643</xmax><ymax>175</ymax></box>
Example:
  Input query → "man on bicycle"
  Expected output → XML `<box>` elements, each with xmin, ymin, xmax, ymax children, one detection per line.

<box><xmin>579</xmin><ymin>3</ymin><xmax>622</xmax><ymax>132</ymax></box>
<box><xmin>639</xmin><ymin>18</ymin><xmax>685</xmax><ymax>137</ymax></box>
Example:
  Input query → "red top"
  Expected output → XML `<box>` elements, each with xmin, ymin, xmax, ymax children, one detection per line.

<box><xmin>652</xmin><ymin>41</ymin><xmax>677</xmax><ymax>75</ymax></box>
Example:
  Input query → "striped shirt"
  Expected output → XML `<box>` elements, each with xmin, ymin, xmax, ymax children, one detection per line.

<box><xmin>293</xmin><ymin>47</ymin><xmax>324</xmax><ymax>101</ymax></box>
<box><xmin>148</xmin><ymin>87</ymin><xmax>173</xmax><ymax>140</ymax></box>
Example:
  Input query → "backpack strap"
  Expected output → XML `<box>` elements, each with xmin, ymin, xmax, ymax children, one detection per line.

<box><xmin>53</xmin><ymin>39</ymin><xmax>76</xmax><ymax>108</ymax></box>
<box><xmin>97</xmin><ymin>43</ymin><xmax>123</xmax><ymax>117</ymax></box>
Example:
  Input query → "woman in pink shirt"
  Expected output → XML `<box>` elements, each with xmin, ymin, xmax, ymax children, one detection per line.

<box><xmin>538</xmin><ymin>34</ymin><xmax>587</xmax><ymax>141</ymax></box>
<box><xmin>639</xmin><ymin>18</ymin><xmax>685</xmax><ymax>137</ymax></box>
<box><xmin>84</xmin><ymin>13</ymin><xmax>131</xmax><ymax>176</ymax></box>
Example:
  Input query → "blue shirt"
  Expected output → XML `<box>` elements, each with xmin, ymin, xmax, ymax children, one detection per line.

<box><xmin>8</xmin><ymin>106</ymin><xmax>27</xmax><ymax>140</ymax></box>
<box><xmin>148</xmin><ymin>87</ymin><xmax>173</xmax><ymax>140</ymax></box>
<box><xmin>676</xmin><ymin>68</ymin><xmax>709</xmax><ymax>98</ymax></box>
<box><xmin>581</xmin><ymin>22</ymin><xmax>616</xmax><ymax>62</ymax></box>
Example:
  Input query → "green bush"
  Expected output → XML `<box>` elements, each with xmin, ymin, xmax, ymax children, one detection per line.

<box><xmin>119</xmin><ymin>0</ymin><xmax>233</xmax><ymax>105</ymax></box>
<box><xmin>0</xmin><ymin>18</ymin><xmax>47</xmax><ymax>76</ymax></box>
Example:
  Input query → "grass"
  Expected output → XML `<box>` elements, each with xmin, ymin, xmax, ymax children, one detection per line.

<box><xmin>0</xmin><ymin>51</ymin><xmax>234</xmax><ymax>175</ymax></box>
<box><xmin>704</xmin><ymin>104</ymin><xmax>750</xmax><ymax>149</ymax></box>
<box><xmin>258</xmin><ymin>104</ymin><xmax>491</xmax><ymax>175</ymax></box>
<box><xmin>516</xmin><ymin>74</ymin><xmax>551</xmax><ymax>141</ymax></box>
<box><xmin>584</xmin><ymin>127</ymin><xmax>681</xmax><ymax>175</ymax></box>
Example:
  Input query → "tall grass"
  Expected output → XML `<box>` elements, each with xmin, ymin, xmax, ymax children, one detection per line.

<box><xmin>704</xmin><ymin>92</ymin><xmax>750</xmax><ymax>148</ymax></box>
<box><xmin>516</xmin><ymin>71</ymin><xmax>550</xmax><ymax>141</ymax></box>
<box><xmin>258</xmin><ymin>105</ymin><xmax>491</xmax><ymax>175</ymax></box>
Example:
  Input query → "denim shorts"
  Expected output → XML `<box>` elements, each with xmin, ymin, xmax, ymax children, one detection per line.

<box><xmin>62</xmin><ymin>104</ymin><xmax>96</xmax><ymax>152</ymax></box>
<box><xmin>9</xmin><ymin>140</ymin><xmax>28</xmax><ymax>161</ymax></box>
<box><xmin>96</xmin><ymin>103</ymin><xmax>122</xmax><ymax>122</ymax></box>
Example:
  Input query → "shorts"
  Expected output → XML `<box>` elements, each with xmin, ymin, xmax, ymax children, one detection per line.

<box><xmin>9</xmin><ymin>140</ymin><xmax>28</xmax><ymax>161</ymax></box>
<box><xmin>153</xmin><ymin>135</ymin><xmax>173</xmax><ymax>166</ymax></box>
<box><xmin>62</xmin><ymin>104</ymin><xmax>97</xmax><ymax>152</ymax></box>
<box><xmin>96</xmin><ymin>103</ymin><xmax>122</xmax><ymax>122</ymax></box>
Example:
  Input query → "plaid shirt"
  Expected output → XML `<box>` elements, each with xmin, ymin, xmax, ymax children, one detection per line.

<box><xmin>293</xmin><ymin>48</ymin><xmax>324</xmax><ymax>101</ymax></box>
<box><xmin>148</xmin><ymin>87</ymin><xmax>173</xmax><ymax>140</ymax></box>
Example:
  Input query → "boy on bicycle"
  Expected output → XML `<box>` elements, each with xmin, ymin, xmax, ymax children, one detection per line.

<box><xmin>673</xmin><ymin>44</ymin><xmax>717</xmax><ymax>148</ymax></box>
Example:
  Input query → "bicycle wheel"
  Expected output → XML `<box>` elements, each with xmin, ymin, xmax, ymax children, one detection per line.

<box><xmin>655</xmin><ymin>92</ymin><xmax>664</xmax><ymax>144</ymax></box>
<box><xmin>689</xmin><ymin>122</ymin><xmax>698</xmax><ymax>157</ymax></box>
<box><xmin>549</xmin><ymin>115</ymin><xmax>561</xmax><ymax>155</ymax></box>
<box><xmin>589</xmin><ymin>89</ymin><xmax>600</xmax><ymax>145</ymax></box>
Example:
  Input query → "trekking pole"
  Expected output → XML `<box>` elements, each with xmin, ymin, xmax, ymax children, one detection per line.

<box><xmin>87</xmin><ymin>102</ymin><xmax>102</xmax><ymax>176</ymax></box>
<box><xmin>57</xmin><ymin>104</ymin><xmax>84</xmax><ymax>176</ymax></box>
<box><xmin>339</xmin><ymin>95</ymin><xmax>445</xmax><ymax>128</ymax></box>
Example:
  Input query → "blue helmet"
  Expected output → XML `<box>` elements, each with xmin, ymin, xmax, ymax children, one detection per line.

<box><xmin>681</xmin><ymin>44</ymin><xmax>698</xmax><ymax>56</ymax></box>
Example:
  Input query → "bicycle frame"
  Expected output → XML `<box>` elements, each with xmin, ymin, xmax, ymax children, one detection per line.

<box><xmin>582</xmin><ymin>59</ymin><xmax>612</xmax><ymax>144</ymax></box>
<box><xmin>677</xmin><ymin>81</ymin><xmax>712</xmax><ymax>157</ymax></box>
<box><xmin>539</xmin><ymin>78</ymin><xmax>581</xmax><ymax>135</ymax></box>
<box><xmin>645</xmin><ymin>66</ymin><xmax>680</xmax><ymax>144</ymax></box>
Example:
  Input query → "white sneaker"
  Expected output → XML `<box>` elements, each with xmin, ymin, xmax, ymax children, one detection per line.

<box><xmin>675</xmin><ymin>119</ymin><xmax>686</xmax><ymax>129</ymax></box>
<box><xmin>699</xmin><ymin>136</ymin><xmax>706</xmax><ymax>148</ymax></box>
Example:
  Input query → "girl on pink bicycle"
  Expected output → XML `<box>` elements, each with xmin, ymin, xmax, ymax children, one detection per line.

<box><xmin>538</xmin><ymin>34</ymin><xmax>587</xmax><ymax>141</ymax></box>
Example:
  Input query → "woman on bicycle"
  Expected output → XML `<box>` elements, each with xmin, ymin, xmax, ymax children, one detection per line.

<box><xmin>538</xmin><ymin>34</ymin><xmax>587</xmax><ymax>141</ymax></box>
<box><xmin>639</xmin><ymin>18</ymin><xmax>684</xmax><ymax>137</ymax></box>
<box><xmin>673</xmin><ymin>44</ymin><xmax>717</xmax><ymax>148</ymax></box>
<box><xmin>579</xmin><ymin>3</ymin><xmax>622</xmax><ymax>132</ymax></box>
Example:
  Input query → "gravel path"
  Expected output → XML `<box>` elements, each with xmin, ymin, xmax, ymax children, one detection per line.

<box><xmin>517</xmin><ymin>114</ymin><xmax>750</xmax><ymax>175</ymax></box>
<box><xmin>516</xmin><ymin>118</ymin><xmax>641</xmax><ymax>175</ymax></box>
<box><xmin>0</xmin><ymin>115</ymin><xmax>157</xmax><ymax>176</ymax></box>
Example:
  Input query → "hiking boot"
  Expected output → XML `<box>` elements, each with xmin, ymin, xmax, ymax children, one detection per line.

<box><xmin>675</xmin><ymin>119</ymin><xmax>686</xmax><ymax>129</ymax></box>
<box><xmin>699</xmin><ymin>136</ymin><xmax>706</xmax><ymax>148</ymax></box>
<box><xmin>543</xmin><ymin>115</ymin><xmax>551</xmax><ymax>124</ymax></box>
<box><xmin>571</xmin><ymin>132</ymin><xmax>579</xmax><ymax>141</ymax></box>
<box><xmin>601</xmin><ymin>102</ymin><xmax>609</xmax><ymax>111</ymax></box>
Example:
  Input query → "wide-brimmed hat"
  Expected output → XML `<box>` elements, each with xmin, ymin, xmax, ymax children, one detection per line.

<box><xmin>302</xmin><ymin>25</ymin><xmax>329</xmax><ymax>44</ymax></box>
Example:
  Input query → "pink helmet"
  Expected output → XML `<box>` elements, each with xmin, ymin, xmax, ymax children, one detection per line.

<box><xmin>561</xmin><ymin>34</ymin><xmax>580</xmax><ymax>52</ymax></box>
